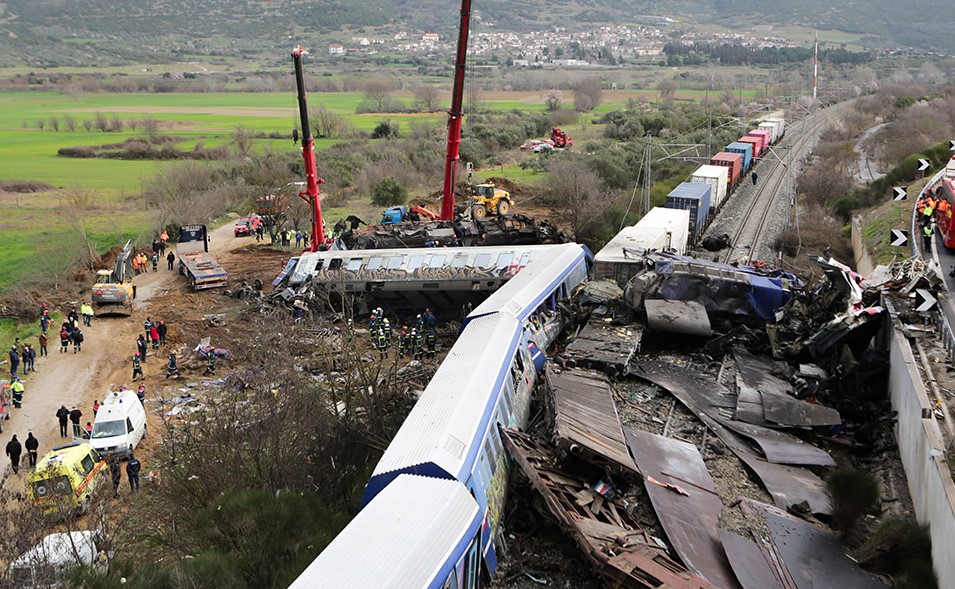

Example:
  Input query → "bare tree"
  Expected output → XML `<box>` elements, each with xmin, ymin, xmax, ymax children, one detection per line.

<box><xmin>48</xmin><ymin>116</ymin><xmax>60</xmax><ymax>132</ymax></box>
<box><xmin>657</xmin><ymin>80</ymin><xmax>677</xmax><ymax>102</ymax></box>
<box><xmin>573</xmin><ymin>77</ymin><xmax>603</xmax><ymax>112</ymax></box>
<box><xmin>413</xmin><ymin>84</ymin><xmax>441</xmax><ymax>112</ymax></box>
<box><xmin>82</xmin><ymin>119</ymin><xmax>93</xmax><ymax>132</ymax></box>
<box><xmin>64</xmin><ymin>114</ymin><xmax>76</xmax><ymax>132</ymax></box>
<box><xmin>110</xmin><ymin>114</ymin><xmax>124</xmax><ymax>133</ymax></box>
<box><xmin>542</xmin><ymin>88</ymin><xmax>563</xmax><ymax>111</ymax></box>
<box><xmin>94</xmin><ymin>112</ymin><xmax>109</xmax><ymax>132</ymax></box>
<box><xmin>231</xmin><ymin>125</ymin><xmax>253</xmax><ymax>159</ymax></box>
<box><xmin>541</xmin><ymin>157</ymin><xmax>614</xmax><ymax>241</ymax></box>
<box><xmin>362</xmin><ymin>80</ymin><xmax>394</xmax><ymax>113</ymax></box>
<box><xmin>311</xmin><ymin>105</ymin><xmax>347</xmax><ymax>138</ymax></box>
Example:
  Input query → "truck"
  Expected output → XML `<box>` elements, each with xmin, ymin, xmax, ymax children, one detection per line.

<box><xmin>90</xmin><ymin>240</ymin><xmax>135</xmax><ymax>316</ymax></box>
<box><xmin>177</xmin><ymin>225</ymin><xmax>227</xmax><ymax>290</ymax></box>
<box><xmin>380</xmin><ymin>204</ymin><xmax>440</xmax><ymax>225</ymax></box>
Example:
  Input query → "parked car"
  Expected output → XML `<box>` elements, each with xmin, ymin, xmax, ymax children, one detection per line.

<box><xmin>88</xmin><ymin>389</ymin><xmax>147</xmax><ymax>459</ymax></box>
<box><xmin>9</xmin><ymin>531</ymin><xmax>106</xmax><ymax>588</ymax></box>
<box><xmin>234</xmin><ymin>220</ymin><xmax>252</xmax><ymax>237</ymax></box>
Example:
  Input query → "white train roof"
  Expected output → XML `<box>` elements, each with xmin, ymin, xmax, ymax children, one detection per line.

<box><xmin>369</xmin><ymin>313</ymin><xmax>521</xmax><ymax>485</ymax></box>
<box><xmin>289</xmin><ymin>474</ymin><xmax>480</xmax><ymax>589</ymax></box>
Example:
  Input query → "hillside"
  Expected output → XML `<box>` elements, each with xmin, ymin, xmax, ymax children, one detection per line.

<box><xmin>0</xmin><ymin>0</ymin><xmax>951</xmax><ymax>67</ymax></box>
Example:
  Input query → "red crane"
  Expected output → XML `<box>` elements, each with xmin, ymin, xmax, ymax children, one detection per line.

<box><xmin>291</xmin><ymin>45</ymin><xmax>326</xmax><ymax>250</ymax></box>
<box><xmin>440</xmin><ymin>0</ymin><xmax>474</xmax><ymax>221</ymax></box>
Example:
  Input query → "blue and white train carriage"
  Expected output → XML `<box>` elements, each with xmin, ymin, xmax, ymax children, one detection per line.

<box><xmin>289</xmin><ymin>243</ymin><xmax>591</xmax><ymax>588</ymax></box>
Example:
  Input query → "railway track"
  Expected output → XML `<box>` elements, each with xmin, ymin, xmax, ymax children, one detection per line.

<box><xmin>719</xmin><ymin>106</ymin><xmax>840</xmax><ymax>264</ymax></box>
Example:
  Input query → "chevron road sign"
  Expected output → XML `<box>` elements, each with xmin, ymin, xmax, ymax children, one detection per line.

<box><xmin>950</xmin><ymin>140</ymin><xmax>955</xmax><ymax>151</ymax></box>
<box><xmin>889</xmin><ymin>229</ymin><xmax>908</xmax><ymax>247</ymax></box>
<box><xmin>915</xmin><ymin>289</ymin><xmax>938</xmax><ymax>313</ymax></box>
<box><xmin>893</xmin><ymin>187</ymin><xmax>907</xmax><ymax>201</ymax></box>
<box><xmin>919</xmin><ymin>159</ymin><xmax>930</xmax><ymax>171</ymax></box>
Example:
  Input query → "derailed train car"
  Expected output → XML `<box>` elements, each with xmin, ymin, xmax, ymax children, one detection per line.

<box><xmin>289</xmin><ymin>243</ymin><xmax>591</xmax><ymax>588</ymax></box>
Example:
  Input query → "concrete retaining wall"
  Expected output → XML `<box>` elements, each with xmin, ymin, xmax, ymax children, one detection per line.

<box><xmin>851</xmin><ymin>215</ymin><xmax>875</xmax><ymax>276</ymax></box>
<box><xmin>886</xmin><ymin>310</ymin><xmax>955</xmax><ymax>589</ymax></box>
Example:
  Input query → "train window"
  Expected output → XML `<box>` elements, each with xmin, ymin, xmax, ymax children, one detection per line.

<box><xmin>346</xmin><ymin>259</ymin><xmax>362</xmax><ymax>271</ymax></box>
<box><xmin>484</xmin><ymin>439</ymin><xmax>497</xmax><ymax>475</ymax></box>
<box><xmin>366</xmin><ymin>257</ymin><xmax>382</xmax><ymax>270</ymax></box>
<box><xmin>387</xmin><ymin>256</ymin><xmax>403</xmax><ymax>269</ymax></box>
<box><xmin>452</xmin><ymin>255</ymin><xmax>467</xmax><ymax>268</ymax></box>
<box><xmin>496</xmin><ymin>253</ymin><xmax>513</xmax><ymax>269</ymax></box>
<box><xmin>465</xmin><ymin>541</ymin><xmax>481</xmax><ymax>589</ymax></box>
<box><xmin>431</xmin><ymin>254</ymin><xmax>446</xmax><ymax>266</ymax></box>
<box><xmin>408</xmin><ymin>255</ymin><xmax>424</xmax><ymax>270</ymax></box>
<box><xmin>441</xmin><ymin>568</ymin><xmax>458</xmax><ymax>589</ymax></box>
<box><xmin>329</xmin><ymin>258</ymin><xmax>343</xmax><ymax>270</ymax></box>
<box><xmin>474</xmin><ymin>253</ymin><xmax>491</xmax><ymax>268</ymax></box>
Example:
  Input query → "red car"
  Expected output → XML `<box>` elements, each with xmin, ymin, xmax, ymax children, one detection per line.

<box><xmin>234</xmin><ymin>220</ymin><xmax>252</xmax><ymax>237</ymax></box>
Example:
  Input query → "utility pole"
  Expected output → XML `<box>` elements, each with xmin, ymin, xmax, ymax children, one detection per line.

<box><xmin>812</xmin><ymin>32</ymin><xmax>818</xmax><ymax>101</ymax></box>
<box><xmin>642</xmin><ymin>134</ymin><xmax>653</xmax><ymax>217</ymax></box>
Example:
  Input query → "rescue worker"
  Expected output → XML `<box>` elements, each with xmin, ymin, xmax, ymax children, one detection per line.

<box><xmin>110</xmin><ymin>457</ymin><xmax>122</xmax><ymax>498</ymax></box>
<box><xmin>144</xmin><ymin>317</ymin><xmax>153</xmax><ymax>343</ymax></box>
<box><xmin>10</xmin><ymin>378</ymin><xmax>24</xmax><ymax>409</ymax></box>
<box><xmin>150</xmin><ymin>323</ymin><xmax>160</xmax><ymax>350</ymax></box>
<box><xmin>204</xmin><ymin>351</ymin><xmax>216</xmax><ymax>375</ymax></box>
<box><xmin>423</xmin><ymin>308</ymin><xmax>437</xmax><ymax>332</ymax></box>
<box><xmin>752</xmin><ymin>171</ymin><xmax>758</xmax><ymax>186</ymax></box>
<box><xmin>59</xmin><ymin>326</ymin><xmax>70</xmax><ymax>353</ymax></box>
<box><xmin>411</xmin><ymin>328</ymin><xmax>424</xmax><ymax>360</ymax></box>
<box><xmin>381</xmin><ymin>318</ymin><xmax>392</xmax><ymax>345</ymax></box>
<box><xmin>397</xmin><ymin>328</ymin><xmax>408</xmax><ymax>358</ymax></box>
<box><xmin>167</xmin><ymin>251</ymin><xmax>175</xmax><ymax>270</ymax></box>
<box><xmin>24</xmin><ymin>432</ymin><xmax>38</xmax><ymax>468</ymax></box>
<box><xmin>80</xmin><ymin>302</ymin><xmax>94</xmax><ymax>326</ymax></box>
<box><xmin>67</xmin><ymin>308</ymin><xmax>79</xmax><ymax>328</ymax></box>
<box><xmin>376</xmin><ymin>327</ymin><xmax>389</xmax><ymax>360</ymax></box>
<box><xmin>6</xmin><ymin>435</ymin><xmax>21</xmax><ymax>475</ymax></box>
<box><xmin>414</xmin><ymin>313</ymin><xmax>424</xmax><ymax>333</ymax></box>
<box><xmin>137</xmin><ymin>334</ymin><xmax>148</xmax><ymax>362</ymax></box>
<box><xmin>8</xmin><ymin>346</ymin><xmax>18</xmax><ymax>379</ymax></box>
<box><xmin>56</xmin><ymin>405</ymin><xmax>69</xmax><ymax>437</ymax></box>
<box><xmin>426</xmin><ymin>330</ymin><xmax>437</xmax><ymax>359</ymax></box>
<box><xmin>70</xmin><ymin>326</ymin><xmax>83</xmax><ymax>353</ymax></box>
<box><xmin>92</xmin><ymin>400</ymin><xmax>100</xmax><ymax>417</ymax></box>
<box><xmin>126</xmin><ymin>453</ymin><xmax>141</xmax><ymax>493</ymax></box>
<box><xmin>137</xmin><ymin>384</ymin><xmax>146</xmax><ymax>405</ymax></box>
<box><xmin>166</xmin><ymin>352</ymin><xmax>179</xmax><ymax>379</ymax></box>
<box><xmin>38</xmin><ymin>332</ymin><xmax>48</xmax><ymax>357</ymax></box>
<box><xmin>924</xmin><ymin>222</ymin><xmax>935</xmax><ymax>253</ymax></box>
<box><xmin>69</xmin><ymin>407</ymin><xmax>82</xmax><ymax>436</ymax></box>
<box><xmin>368</xmin><ymin>311</ymin><xmax>379</xmax><ymax>341</ymax></box>
<box><xmin>25</xmin><ymin>344</ymin><xmax>35</xmax><ymax>373</ymax></box>
<box><xmin>132</xmin><ymin>353</ymin><xmax>144</xmax><ymax>381</ymax></box>
<box><xmin>157</xmin><ymin>320</ymin><xmax>168</xmax><ymax>346</ymax></box>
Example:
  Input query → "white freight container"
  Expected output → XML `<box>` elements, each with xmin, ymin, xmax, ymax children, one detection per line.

<box><xmin>766</xmin><ymin>117</ymin><xmax>785</xmax><ymax>139</ymax></box>
<box><xmin>690</xmin><ymin>165</ymin><xmax>729</xmax><ymax>211</ymax></box>
<box><xmin>595</xmin><ymin>208</ymin><xmax>690</xmax><ymax>285</ymax></box>
<box><xmin>758</xmin><ymin>121</ymin><xmax>780</xmax><ymax>144</ymax></box>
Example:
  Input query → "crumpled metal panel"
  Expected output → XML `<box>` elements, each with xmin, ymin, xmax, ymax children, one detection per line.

<box><xmin>765</xmin><ymin>509</ymin><xmax>888</xmax><ymax>589</ymax></box>
<box><xmin>760</xmin><ymin>392</ymin><xmax>842</xmax><ymax>427</ymax></box>
<box><xmin>719</xmin><ymin>530</ymin><xmax>793</xmax><ymax>589</ymax></box>
<box><xmin>625</xmin><ymin>428</ymin><xmax>741</xmax><ymax>589</ymax></box>
<box><xmin>645</xmin><ymin>299</ymin><xmax>712</xmax><ymax>336</ymax></box>
<box><xmin>715</xmin><ymin>416</ymin><xmax>836</xmax><ymax>467</ymax></box>
<box><xmin>552</xmin><ymin>370</ymin><xmax>639</xmax><ymax>475</ymax></box>
<box><xmin>502</xmin><ymin>429</ymin><xmax>714</xmax><ymax>589</ymax></box>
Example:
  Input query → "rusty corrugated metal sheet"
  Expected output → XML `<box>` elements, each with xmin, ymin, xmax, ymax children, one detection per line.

<box><xmin>551</xmin><ymin>369</ymin><xmax>640</xmax><ymax>475</ymax></box>
<box><xmin>502</xmin><ymin>429</ymin><xmax>713</xmax><ymax>589</ymax></box>
<box><xmin>719</xmin><ymin>529</ymin><xmax>794</xmax><ymax>589</ymax></box>
<box><xmin>624</xmin><ymin>428</ymin><xmax>741</xmax><ymax>589</ymax></box>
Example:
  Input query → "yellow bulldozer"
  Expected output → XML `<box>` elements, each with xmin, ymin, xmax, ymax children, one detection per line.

<box><xmin>469</xmin><ymin>183</ymin><xmax>512</xmax><ymax>220</ymax></box>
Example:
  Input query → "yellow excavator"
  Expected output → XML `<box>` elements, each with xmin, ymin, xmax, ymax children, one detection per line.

<box><xmin>469</xmin><ymin>183</ymin><xmax>512</xmax><ymax>219</ymax></box>
<box><xmin>91</xmin><ymin>241</ymin><xmax>135</xmax><ymax>316</ymax></box>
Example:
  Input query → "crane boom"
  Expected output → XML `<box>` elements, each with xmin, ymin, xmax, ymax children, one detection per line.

<box><xmin>291</xmin><ymin>45</ymin><xmax>326</xmax><ymax>249</ymax></box>
<box><xmin>440</xmin><ymin>0</ymin><xmax>474</xmax><ymax>221</ymax></box>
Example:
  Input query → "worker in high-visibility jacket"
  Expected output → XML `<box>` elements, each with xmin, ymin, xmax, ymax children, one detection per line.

<box><xmin>411</xmin><ymin>329</ymin><xmax>424</xmax><ymax>360</ymax></box>
<box><xmin>10</xmin><ymin>378</ymin><xmax>24</xmax><ymax>409</ymax></box>
<box><xmin>381</xmin><ymin>318</ymin><xmax>392</xmax><ymax>345</ymax></box>
<box><xmin>923</xmin><ymin>223</ymin><xmax>935</xmax><ymax>253</ymax></box>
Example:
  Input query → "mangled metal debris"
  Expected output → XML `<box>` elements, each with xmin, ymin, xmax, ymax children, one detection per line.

<box><xmin>561</xmin><ymin>319</ymin><xmax>643</xmax><ymax>377</ymax></box>
<box><xmin>502</xmin><ymin>429</ymin><xmax>713</xmax><ymax>589</ymax></box>
<box><xmin>551</xmin><ymin>370</ymin><xmax>638</xmax><ymax>475</ymax></box>
<box><xmin>624</xmin><ymin>428</ymin><xmax>741</xmax><ymax>589</ymax></box>
<box><xmin>645</xmin><ymin>300</ymin><xmax>712</xmax><ymax>337</ymax></box>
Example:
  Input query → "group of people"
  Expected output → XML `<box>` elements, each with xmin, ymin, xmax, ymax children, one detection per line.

<box><xmin>367</xmin><ymin>307</ymin><xmax>439</xmax><ymax>361</ymax></box>
<box><xmin>59</xmin><ymin>309</ymin><xmax>86</xmax><ymax>354</ymax></box>
<box><xmin>5</xmin><ymin>432</ymin><xmax>40</xmax><ymax>475</ymax></box>
<box><xmin>133</xmin><ymin>317</ymin><xmax>172</xmax><ymax>381</ymax></box>
<box><xmin>917</xmin><ymin>189</ymin><xmax>948</xmax><ymax>252</ymax></box>
<box><xmin>274</xmin><ymin>228</ymin><xmax>309</xmax><ymax>249</ymax></box>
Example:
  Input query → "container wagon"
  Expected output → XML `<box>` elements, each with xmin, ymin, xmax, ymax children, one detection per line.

<box><xmin>595</xmin><ymin>207</ymin><xmax>690</xmax><ymax>285</ymax></box>
<box><xmin>758</xmin><ymin>121</ymin><xmax>780</xmax><ymax>144</ymax></box>
<box><xmin>710</xmin><ymin>152</ymin><xmax>743</xmax><ymax>189</ymax></box>
<box><xmin>765</xmin><ymin>118</ymin><xmax>785</xmax><ymax>140</ymax></box>
<box><xmin>666</xmin><ymin>182</ymin><xmax>711</xmax><ymax>241</ymax></box>
<box><xmin>749</xmin><ymin>129</ymin><xmax>773</xmax><ymax>151</ymax></box>
<box><xmin>738</xmin><ymin>136</ymin><xmax>763</xmax><ymax>159</ymax></box>
<box><xmin>726</xmin><ymin>142</ymin><xmax>754</xmax><ymax>173</ymax></box>
<box><xmin>691</xmin><ymin>165</ymin><xmax>729</xmax><ymax>212</ymax></box>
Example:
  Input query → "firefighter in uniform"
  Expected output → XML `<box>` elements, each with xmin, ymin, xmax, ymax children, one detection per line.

<box><xmin>10</xmin><ymin>378</ymin><xmax>24</xmax><ymax>409</ymax></box>
<box><xmin>376</xmin><ymin>327</ymin><xmax>389</xmax><ymax>360</ymax></box>
<box><xmin>397</xmin><ymin>328</ymin><xmax>408</xmax><ymax>358</ymax></box>
<box><xmin>205</xmin><ymin>351</ymin><xmax>216</xmax><ymax>375</ymax></box>
<box><xmin>426</xmin><ymin>330</ymin><xmax>437</xmax><ymax>359</ymax></box>
<box><xmin>381</xmin><ymin>318</ymin><xmax>392</xmax><ymax>346</ymax></box>
<box><xmin>132</xmin><ymin>353</ymin><xmax>144</xmax><ymax>381</ymax></box>
<box><xmin>412</xmin><ymin>329</ymin><xmax>424</xmax><ymax>360</ymax></box>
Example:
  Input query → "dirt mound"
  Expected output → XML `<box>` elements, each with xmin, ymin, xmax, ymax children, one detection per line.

<box><xmin>482</xmin><ymin>177</ymin><xmax>524</xmax><ymax>196</ymax></box>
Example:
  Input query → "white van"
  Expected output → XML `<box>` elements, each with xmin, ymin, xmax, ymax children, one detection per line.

<box><xmin>89</xmin><ymin>389</ymin><xmax>146</xmax><ymax>459</ymax></box>
<box><xmin>9</xmin><ymin>531</ymin><xmax>105</xmax><ymax>587</ymax></box>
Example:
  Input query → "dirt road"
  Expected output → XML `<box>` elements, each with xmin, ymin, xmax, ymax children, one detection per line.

<box><xmin>0</xmin><ymin>221</ymin><xmax>244</xmax><ymax>493</ymax></box>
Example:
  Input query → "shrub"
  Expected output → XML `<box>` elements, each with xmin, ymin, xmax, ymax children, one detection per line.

<box><xmin>371</xmin><ymin>177</ymin><xmax>408</xmax><ymax>206</ymax></box>
<box><xmin>825</xmin><ymin>468</ymin><xmax>880</xmax><ymax>542</ymax></box>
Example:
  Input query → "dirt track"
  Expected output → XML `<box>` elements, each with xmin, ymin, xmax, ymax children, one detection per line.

<box><xmin>0</xmin><ymin>222</ymin><xmax>252</xmax><ymax>494</ymax></box>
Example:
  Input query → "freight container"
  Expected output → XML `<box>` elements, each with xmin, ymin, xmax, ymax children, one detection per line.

<box><xmin>690</xmin><ymin>165</ymin><xmax>728</xmax><ymax>212</ymax></box>
<box><xmin>710</xmin><ymin>152</ymin><xmax>743</xmax><ymax>188</ymax></box>
<box><xmin>725</xmin><ymin>142</ymin><xmax>753</xmax><ymax>173</ymax></box>
<box><xmin>750</xmin><ymin>129</ymin><xmax>773</xmax><ymax>150</ymax></box>
<box><xmin>758</xmin><ymin>121</ymin><xmax>780</xmax><ymax>144</ymax></box>
<box><xmin>594</xmin><ymin>207</ymin><xmax>690</xmax><ymax>285</ymax></box>
<box><xmin>738</xmin><ymin>136</ymin><xmax>763</xmax><ymax>159</ymax></box>
<box><xmin>747</xmin><ymin>130</ymin><xmax>769</xmax><ymax>154</ymax></box>
<box><xmin>765</xmin><ymin>117</ymin><xmax>785</xmax><ymax>139</ymax></box>
<box><xmin>666</xmin><ymin>182</ymin><xmax>711</xmax><ymax>240</ymax></box>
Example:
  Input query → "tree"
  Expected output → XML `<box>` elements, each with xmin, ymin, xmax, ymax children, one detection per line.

<box><xmin>94</xmin><ymin>112</ymin><xmax>109</xmax><ymax>132</ymax></box>
<box><xmin>542</xmin><ymin>89</ymin><xmax>563</xmax><ymax>111</ymax></box>
<box><xmin>413</xmin><ymin>84</ymin><xmax>441</xmax><ymax>112</ymax></box>
<box><xmin>371</xmin><ymin>176</ymin><xmax>408</xmax><ymax>206</ymax></box>
<box><xmin>371</xmin><ymin>120</ymin><xmax>400</xmax><ymax>139</ymax></box>
<box><xmin>541</xmin><ymin>157</ymin><xmax>614</xmax><ymax>241</ymax></box>
<box><xmin>573</xmin><ymin>77</ymin><xmax>603</xmax><ymax>112</ymax></box>
<box><xmin>311</xmin><ymin>105</ymin><xmax>347</xmax><ymax>138</ymax></box>
<box><xmin>231</xmin><ymin>125</ymin><xmax>253</xmax><ymax>159</ymax></box>
<box><xmin>657</xmin><ymin>80</ymin><xmax>677</xmax><ymax>102</ymax></box>
<box><xmin>362</xmin><ymin>79</ymin><xmax>394</xmax><ymax>113</ymax></box>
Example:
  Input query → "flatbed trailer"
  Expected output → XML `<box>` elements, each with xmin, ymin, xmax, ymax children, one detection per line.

<box><xmin>177</xmin><ymin>225</ymin><xmax>227</xmax><ymax>290</ymax></box>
